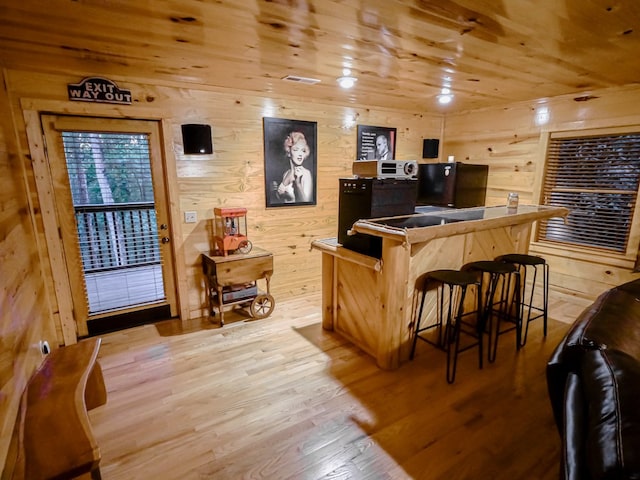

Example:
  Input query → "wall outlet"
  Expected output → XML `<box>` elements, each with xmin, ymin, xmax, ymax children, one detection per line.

<box><xmin>184</xmin><ymin>211</ymin><xmax>197</xmax><ymax>223</ymax></box>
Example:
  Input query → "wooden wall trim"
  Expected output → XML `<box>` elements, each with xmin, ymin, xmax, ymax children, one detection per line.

<box><xmin>23</xmin><ymin>109</ymin><xmax>78</xmax><ymax>344</ymax></box>
<box><xmin>160</xmin><ymin>118</ymin><xmax>189</xmax><ymax>321</ymax></box>
<box><xmin>20</xmin><ymin>100</ymin><xmax>190</xmax><ymax>326</ymax></box>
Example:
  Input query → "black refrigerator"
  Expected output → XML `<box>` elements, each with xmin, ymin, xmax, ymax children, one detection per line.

<box><xmin>416</xmin><ymin>162</ymin><xmax>488</xmax><ymax>208</ymax></box>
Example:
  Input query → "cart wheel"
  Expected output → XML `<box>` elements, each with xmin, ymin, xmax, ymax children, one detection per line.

<box><xmin>236</xmin><ymin>240</ymin><xmax>253</xmax><ymax>254</ymax></box>
<box><xmin>250</xmin><ymin>293</ymin><xmax>275</xmax><ymax>319</ymax></box>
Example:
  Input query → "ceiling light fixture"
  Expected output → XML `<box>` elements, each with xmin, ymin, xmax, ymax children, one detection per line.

<box><xmin>337</xmin><ymin>68</ymin><xmax>358</xmax><ymax>89</ymax></box>
<box><xmin>437</xmin><ymin>86</ymin><xmax>454</xmax><ymax>105</ymax></box>
<box><xmin>337</xmin><ymin>76</ymin><xmax>357</xmax><ymax>89</ymax></box>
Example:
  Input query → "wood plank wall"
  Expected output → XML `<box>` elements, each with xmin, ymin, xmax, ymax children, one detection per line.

<box><xmin>443</xmin><ymin>84</ymin><xmax>640</xmax><ymax>307</ymax></box>
<box><xmin>3</xmin><ymin>68</ymin><xmax>443</xmax><ymax>326</ymax></box>
<box><xmin>3</xmin><ymin>65</ymin><xmax>640</xmax><ymax>473</ymax></box>
<box><xmin>0</xmin><ymin>71</ymin><xmax>55</xmax><ymax>474</ymax></box>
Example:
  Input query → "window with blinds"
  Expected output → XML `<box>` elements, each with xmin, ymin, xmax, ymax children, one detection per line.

<box><xmin>537</xmin><ymin>130</ymin><xmax>640</xmax><ymax>253</ymax></box>
<box><xmin>62</xmin><ymin>131</ymin><xmax>166</xmax><ymax>313</ymax></box>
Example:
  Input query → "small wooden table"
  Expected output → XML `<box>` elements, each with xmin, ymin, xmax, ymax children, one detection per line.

<box><xmin>202</xmin><ymin>247</ymin><xmax>275</xmax><ymax>325</ymax></box>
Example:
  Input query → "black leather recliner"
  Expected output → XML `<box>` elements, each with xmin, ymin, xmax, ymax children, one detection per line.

<box><xmin>546</xmin><ymin>279</ymin><xmax>640</xmax><ymax>480</ymax></box>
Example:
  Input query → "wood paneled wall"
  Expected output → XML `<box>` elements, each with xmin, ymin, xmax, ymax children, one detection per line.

<box><xmin>443</xmin><ymin>84</ymin><xmax>640</xmax><ymax>306</ymax></box>
<box><xmin>3</xmin><ymin>64</ymin><xmax>640</xmax><ymax>473</ymax></box>
<box><xmin>0</xmin><ymin>71</ymin><xmax>54</xmax><ymax>473</ymax></box>
<box><xmin>4</xmin><ymin>69</ymin><xmax>443</xmax><ymax>325</ymax></box>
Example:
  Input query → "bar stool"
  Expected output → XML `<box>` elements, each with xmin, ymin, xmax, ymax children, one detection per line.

<box><xmin>462</xmin><ymin>260</ymin><xmax>522</xmax><ymax>363</ymax></box>
<box><xmin>410</xmin><ymin>269</ymin><xmax>483</xmax><ymax>384</ymax></box>
<box><xmin>495</xmin><ymin>253</ymin><xmax>549</xmax><ymax>346</ymax></box>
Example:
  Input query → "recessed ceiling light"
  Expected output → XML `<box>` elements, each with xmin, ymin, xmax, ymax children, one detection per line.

<box><xmin>337</xmin><ymin>76</ymin><xmax>357</xmax><ymax>89</ymax></box>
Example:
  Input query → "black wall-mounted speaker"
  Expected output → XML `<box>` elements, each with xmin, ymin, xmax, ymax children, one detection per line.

<box><xmin>422</xmin><ymin>138</ymin><xmax>439</xmax><ymax>158</ymax></box>
<box><xmin>181</xmin><ymin>124</ymin><xmax>213</xmax><ymax>154</ymax></box>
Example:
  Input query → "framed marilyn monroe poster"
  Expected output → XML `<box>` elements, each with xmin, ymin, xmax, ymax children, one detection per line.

<box><xmin>263</xmin><ymin>117</ymin><xmax>317</xmax><ymax>207</ymax></box>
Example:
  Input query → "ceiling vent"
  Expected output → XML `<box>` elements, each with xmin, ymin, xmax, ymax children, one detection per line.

<box><xmin>281</xmin><ymin>75</ymin><xmax>321</xmax><ymax>85</ymax></box>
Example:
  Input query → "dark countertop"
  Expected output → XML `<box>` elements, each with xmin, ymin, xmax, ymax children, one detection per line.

<box><xmin>350</xmin><ymin>204</ymin><xmax>570</xmax><ymax>244</ymax></box>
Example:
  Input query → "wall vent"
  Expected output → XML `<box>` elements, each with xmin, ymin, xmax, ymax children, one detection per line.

<box><xmin>281</xmin><ymin>75</ymin><xmax>321</xmax><ymax>85</ymax></box>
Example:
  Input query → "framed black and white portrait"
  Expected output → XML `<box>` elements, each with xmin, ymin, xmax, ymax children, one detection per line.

<box><xmin>356</xmin><ymin>125</ymin><xmax>397</xmax><ymax>161</ymax></box>
<box><xmin>263</xmin><ymin>117</ymin><xmax>317</xmax><ymax>208</ymax></box>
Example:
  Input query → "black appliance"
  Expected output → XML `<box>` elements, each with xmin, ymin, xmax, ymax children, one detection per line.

<box><xmin>416</xmin><ymin>162</ymin><xmax>488</xmax><ymax>208</ymax></box>
<box><xmin>338</xmin><ymin>178</ymin><xmax>417</xmax><ymax>258</ymax></box>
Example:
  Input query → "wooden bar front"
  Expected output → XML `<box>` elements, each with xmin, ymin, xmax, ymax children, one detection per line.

<box><xmin>311</xmin><ymin>205</ymin><xmax>569</xmax><ymax>370</ymax></box>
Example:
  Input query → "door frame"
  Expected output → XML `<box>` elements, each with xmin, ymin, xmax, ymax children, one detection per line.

<box><xmin>42</xmin><ymin>115</ymin><xmax>178</xmax><ymax>332</ymax></box>
<box><xmin>23</xmin><ymin>102</ymin><xmax>188</xmax><ymax>345</ymax></box>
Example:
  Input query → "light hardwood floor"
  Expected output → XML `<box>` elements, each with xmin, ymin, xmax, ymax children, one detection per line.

<box><xmin>89</xmin><ymin>292</ymin><xmax>578</xmax><ymax>480</ymax></box>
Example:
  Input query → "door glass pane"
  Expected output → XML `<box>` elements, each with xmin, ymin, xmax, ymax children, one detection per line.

<box><xmin>61</xmin><ymin>131</ymin><xmax>166</xmax><ymax>313</ymax></box>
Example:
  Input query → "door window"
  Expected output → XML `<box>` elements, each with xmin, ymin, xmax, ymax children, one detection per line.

<box><xmin>61</xmin><ymin>131</ymin><xmax>166</xmax><ymax>313</ymax></box>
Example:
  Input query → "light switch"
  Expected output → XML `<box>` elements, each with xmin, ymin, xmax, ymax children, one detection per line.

<box><xmin>184</xmin><ymin>211</ymin><xmax>197</xmax><ymax>223</ymax></box>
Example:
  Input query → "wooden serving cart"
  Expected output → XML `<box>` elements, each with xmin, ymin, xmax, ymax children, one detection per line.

<box><xmin>201</xmin><ymin>246</ymin><xmax>275</xmax><ymax>325</ymax></box>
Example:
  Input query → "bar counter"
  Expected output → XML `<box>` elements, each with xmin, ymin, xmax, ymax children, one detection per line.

<box><xmin>311</xmin><ymin>205</ymin><xmax>569</xmax><ymax>370</ymax></box>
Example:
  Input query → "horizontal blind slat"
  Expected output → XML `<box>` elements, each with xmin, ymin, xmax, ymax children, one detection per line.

<box><xmin>62</xmin><ymin>130</ymin><xmax>166</xmax><ymax>313</ymax></box>
<box><xmin>539</xmin><ymin>130</ymin><xmax>640</xmax><ymax>253</ymax></box>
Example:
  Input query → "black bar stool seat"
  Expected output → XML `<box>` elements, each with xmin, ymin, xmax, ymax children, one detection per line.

<box><xmin>496</xmin><ymin>253</ymin><xmax>545</xmax><ymax>266</ymax></box>
<box><xmin>463</xmin><ymin>260</ymin><xmax>522</xmax><ymax>363</ymax></box>
<box><xmin>495</xmin><ymin>253</ymin><xmax>549</xmax><ymax>346</ymax></box>
<box><xmin>410</xmin><ymin>269</ymin><xmax>483</xmax><ymax>384</ymax></box>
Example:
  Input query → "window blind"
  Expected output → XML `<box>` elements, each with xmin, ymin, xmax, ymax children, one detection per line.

<box><xmin>62</xmin><ymin>131</ymin><xmax>165</xmax><ymax>313</ymax></box>
<box><xmin>538</xmin><ymin>132</ymin><xmax>640</xmax><ymax>253</ymax></box>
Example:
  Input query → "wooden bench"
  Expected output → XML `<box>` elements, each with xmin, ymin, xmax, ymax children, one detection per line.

<box><xmin>8</xmin><ymin>337</ymin><xmax>107</xmax><ymax>480</ymax></box>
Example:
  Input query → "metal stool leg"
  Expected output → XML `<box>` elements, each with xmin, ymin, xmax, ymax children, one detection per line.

<box><xmin>520</xmin><ymin>263</ymin><xmax>535</xmax><ymax>345</ymax></box>
<box><xmin>464</xmin><ymin>260</ymin><xmax>522</xmax><ymax>363</ymax></box>
<box><xmin>482</xmin><ymin>271</ymin><xmax>500</xmax><ymax>364</ymax></box>
<box><xmin>521</xmin><ymin>261</ymin><xmax>549</xmax><ymax>345</ymax></box>
<box><xmin>498</xmin><ymin>255</ymin><xmax>549</xmax><ymax>347</ymax></box>
<box><xmin>500</xmin><ymin>269</ymin><xmax>522</xmax><ymax>352</ymax></box>
<box><xmin>410</xmin><ymin>285</ymin><xmax>428</xmax><ymax>360</ymax></box>
<box><xmin>542</xmin><ymin>262</ymin><xmax>549</xmax><ymax>337</ymax></box>
<box><xmin>446</xmin><ymin>283</ymin><xmax>466</xmax><ymax>384</ymax></box>
<box><xmin>410</xmin><ymin>270</ymin><xmax>482</xmax><ymax>384</ymax></box>
<box><xmin>411</xmin><ymin>276</ymin><xmax>446</xmax><ymax>360</ymax></box>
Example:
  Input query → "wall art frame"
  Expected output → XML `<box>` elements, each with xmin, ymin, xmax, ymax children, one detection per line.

<box><xmin>356</xmin><ymin>125</ymin><xmax>397</xmax><ymax>161</ymax></box>
<box><xmin>263</xmin><ymin>117</ymin><xmax>317</xmax><ymax>207</ymax></box>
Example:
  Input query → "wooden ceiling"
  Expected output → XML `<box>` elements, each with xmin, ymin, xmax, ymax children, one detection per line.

<box><xmin>1</xmin><ymin>0</ymin><xmax>639</xmax><ymax>113</ymax></box>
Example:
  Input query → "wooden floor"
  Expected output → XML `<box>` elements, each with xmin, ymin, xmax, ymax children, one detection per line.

<box><xmin>89</xmin><ymin>292</ymin><xmax>577</xmax><ymax>480</ymax></box>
